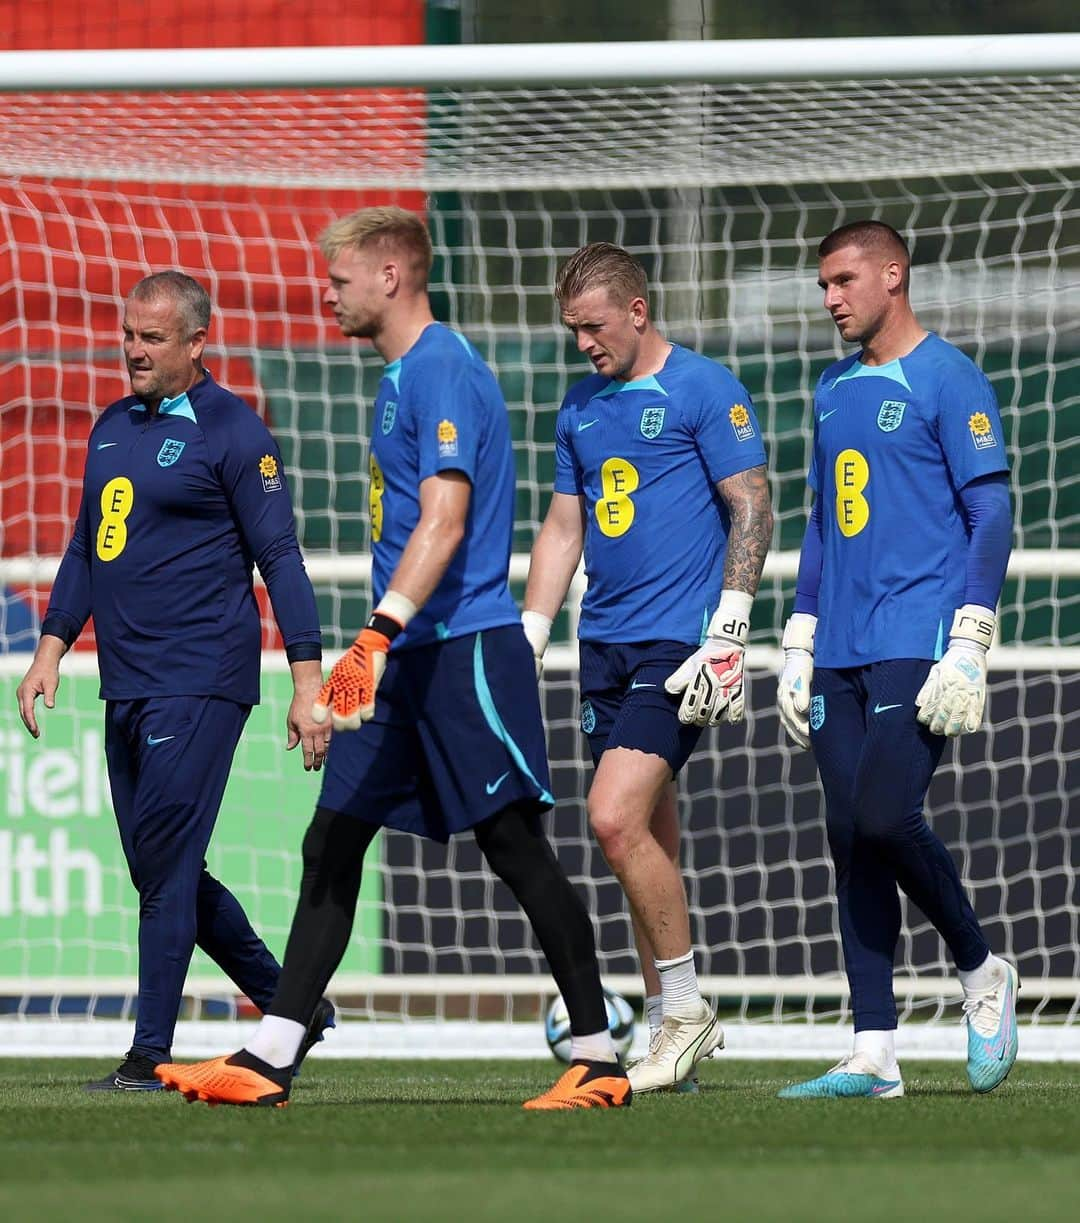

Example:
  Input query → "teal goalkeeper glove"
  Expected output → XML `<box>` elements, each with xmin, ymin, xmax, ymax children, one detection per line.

<box><xmin>777</xmin><ymin>613</ymin><xmax>816</xmax><ymax>750</ymax></box>
<box><xmin>665</xmin><ymin>590</ymin><xmax>752</xmax><ymax>727</ymax></box>
<box><xmin>916</xmin><ymin>604</ymin><xmax>995</xmax><ymax>737</ymax></box>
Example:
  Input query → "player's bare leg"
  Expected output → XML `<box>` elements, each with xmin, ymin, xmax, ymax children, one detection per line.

<box><xmin>630</xmin><ymin>781</ymin><xmax>680</xmax><ymax>1005</ymax></box>
<box><xmin>626</xmin><ymin>783</ymin><xmax>700</xmax><ymax>1094</ymax></box>
<box><xmin>588</xmin><ymin>749</ymin><xmax>722</xmax><ymax>1091</ymax></box>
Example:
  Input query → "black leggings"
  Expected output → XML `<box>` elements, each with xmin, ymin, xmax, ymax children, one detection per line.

<box><xmin>270</xmin><ymin>804</ymin><xmax>607</xmax><ymax>1037</ymax></box>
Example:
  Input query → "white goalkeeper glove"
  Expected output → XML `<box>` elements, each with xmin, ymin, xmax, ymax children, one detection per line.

<box><xmin>521</xmin><ymin>610</ymin><xmax>552</xmax><ymax>681</ymax></box>
<box><xmin>777</xmin><ymin>613</ymin><xmax>817</xmax><ymax>750</ymax></box>
<box><xmin>665</xmin><ymin>590</ymin><xmax>752</xmax><ymax>727</ymax></box>
<box><xmin>915</xmin><ymin>604</ymin><xmax>995</xmax><ymax>737</ymax></box>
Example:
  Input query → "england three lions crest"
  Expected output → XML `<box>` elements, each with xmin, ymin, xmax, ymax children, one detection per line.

<box><xmin>877</xmin><ymin>400</ymin><xmax>906</xmax><ymax>432</ymax></box>
<box><xmin>639</xmin><ymin>407</ymin><xmax>665</xmax><ymax>439</ymax></box>
<box><xmin>157</xmin><ymin>438</ymin><xmax>186</xmax><ymax>467</ymax></box>
<box><xmin>381</xmin><ymin>400</ymin><xmax>398</xmax><ymax>435</ymax></box>
<box><xmin>875</xmin><ymin>398</ymin><xmax>909</xmax><ymax>432</ymax></box>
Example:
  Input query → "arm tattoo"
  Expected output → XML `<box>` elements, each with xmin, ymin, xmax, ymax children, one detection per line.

<box><xmin>717</xmin><ymin>464</ymin><xmax>774</xmax><ymax>596</ymax></box>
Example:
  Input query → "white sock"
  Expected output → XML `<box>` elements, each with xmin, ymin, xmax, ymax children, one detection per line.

<box><xmin>654</xmin><ymin>949</ymin><xmax>703</xmax><ymax>1019</ymax></box>
<box><xmin>645</xmin><ymin>993</ymin><xmax>663</xmax><ymax>1036</ymax></box>
<box><xmin>958</xmin><ymin>952</ymin><xmax>1000</xmax><ymax>993</ymax></box>
<box><xmin>570</xmin><ymin>1029</ymin><xmax>618</xmax><ymax>1064</ymax></box>
<box><xmin>853</xmin><ymin>1028</ymin><xmax>898</xmax><ymax>1074</ymax></box>
<box><xmin>245</xmin><ymin>1015</ymin><xmax>307</xmax><ymax>1069</ymax></box>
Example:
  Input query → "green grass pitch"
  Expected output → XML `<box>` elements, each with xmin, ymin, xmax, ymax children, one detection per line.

<box><xmin>2</xmin><ymin>1058</ymin><xmax>1078</xmax><ymax>1222</ymax></box>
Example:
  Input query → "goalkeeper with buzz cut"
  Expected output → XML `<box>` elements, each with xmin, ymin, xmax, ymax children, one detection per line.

<box><xmin>15</xmin><ymin>271</ymin><xmax>334</xmax><ymax>1092</ymax></box>
<box><xmin>156</xmin><ymin>207</ymin><xmax>631</xmax><ymax>1111</ymax></box>
<box><xmin>776</xmin><ymin>220</ymin><xmax>1017</xmax><ymax>1099</ymax></box>
<box><xmin>523</xmin><ymin>242</ymin><xmax>773</xmax><ymax>1094</ymax></box>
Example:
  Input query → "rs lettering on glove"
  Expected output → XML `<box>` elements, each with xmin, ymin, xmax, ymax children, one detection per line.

<box><xmin>915</xmin><ymin>603</ymin><xmax>995</xmax><ymax>737</ymax></box>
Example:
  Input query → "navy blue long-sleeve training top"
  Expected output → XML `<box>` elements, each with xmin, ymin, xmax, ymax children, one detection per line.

<box><xmin>41</xmin><ymin>372</ymin><xmax>322</xmax><ymax>704</ymax></box>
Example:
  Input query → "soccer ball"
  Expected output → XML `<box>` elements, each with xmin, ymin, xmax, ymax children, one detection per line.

<box><xmin>544</xmin><ymin>986</ymin><xmax>635</xmax><ymax>1063</ymax></box>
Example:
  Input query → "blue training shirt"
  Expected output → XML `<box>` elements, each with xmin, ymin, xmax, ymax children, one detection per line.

<box><xmin>368</xmin><ymin>322</ymin><xmax>520</xmax><ymax>649</ymax></box>
<box><xmin>808</xmin><ymin>332</ymin><xmax>1009</xmax><ymax>667</ymax></box>
<box><xmin>554</xmin><ymin>344</ymin><xmax>767</xmax><ymax>644</ymax></box>
<box><xmin>42</xmin><ymin>373</ymin><xmax>322</xmax><ymax>703</ymax></box>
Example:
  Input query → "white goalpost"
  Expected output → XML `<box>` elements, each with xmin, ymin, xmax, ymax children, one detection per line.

<box><xmin>0</xmin><ymin>34</ymin><xmax>1078</xmax><ymax>1060</ymax></box>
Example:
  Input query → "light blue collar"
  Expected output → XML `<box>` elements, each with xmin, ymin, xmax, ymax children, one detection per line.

<box><xmin>383</xmin><ymin>359</ymin><xmax>403</xmax><ymax>393</ymax></box>
<box><xmin>129</xmin><ymin>382</ymin><xmax>201</xmax><ymax>422</ymax></box>
<box><xmin>830</xmin><ymin>356</ymin><xmax>912</xmax><ymax>393</ymax></box>
<box><xmin>593</xmin><ymin>373</ymin><xmax>669</xmax><ymax>399</ymax></box>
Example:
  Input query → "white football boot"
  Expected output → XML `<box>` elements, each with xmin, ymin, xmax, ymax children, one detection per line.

<box><xmin>626</xmin><ymin>1001</ymin><xmax>723</xmax><ymax>1093</ymax></box>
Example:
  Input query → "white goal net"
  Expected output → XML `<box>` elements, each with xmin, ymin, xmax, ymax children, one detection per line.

<box><xmin>1</xmin><ymin>36</ymin><xmax>1078</xmax><ymax>1058</ymax></box>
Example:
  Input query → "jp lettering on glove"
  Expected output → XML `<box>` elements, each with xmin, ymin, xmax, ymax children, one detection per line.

<box><xmin>313</xmin><ymin>591</ymin><xmax>416</xmax><ymax>731</ymax></box>
<box><xmin>777</xmin><ymin>612</ymin><xmax>817</xmax><ymax>749</ymax></box>
<box><xmin>664</xmin><ymin>590</ymin><xmax>753</xmax><ymax>727</ymax></box>
<box><xmin>915</xmin><ymin>604</ymin><xmax>995</xmax><ymax>737</ymax></box>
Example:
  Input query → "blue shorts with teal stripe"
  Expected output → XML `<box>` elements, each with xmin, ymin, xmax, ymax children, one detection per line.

<box><xmin>579</xmin><ymin>639</ymin><xmax>703</xmax><ymax>774</ymax></box>
<box><xmin>318</xmin><ymin>625</ymin><xmax>553</xmax><ymax>842</ymax></box>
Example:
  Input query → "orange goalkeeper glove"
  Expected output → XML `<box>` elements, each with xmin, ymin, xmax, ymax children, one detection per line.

<box><xmin>312</xmin><ymin>611</ymin><xmax>404</xmax><ymax>731</ymax></box>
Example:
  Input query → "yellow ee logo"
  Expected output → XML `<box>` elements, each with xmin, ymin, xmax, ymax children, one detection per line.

<box><xmin>369</xmin><ymin>453</ymin><xmax>385</xmax><ymax>543</ymax></box>
<box><xmin>96</xmin><ymin>477</ymin><xmax>134</xmax><ymax>561</ymax></box>
<box><xmin>596</xmin><ymin>457</ymin><xmax>639</xmax><ymax>538</ymax></box>
<box><xmin>834</xmin><ymin>448</ymin><xmax>869</xmax><ymax>538</ymax></box>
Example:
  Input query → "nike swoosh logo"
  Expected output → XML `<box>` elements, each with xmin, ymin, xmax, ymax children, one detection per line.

<box><xmin>630</xmin><ymin>680</ymin><xmax>655</xmax><ymax>690</ymax></box>
<box><xmin>818</xmin><ymin>408</ymin><xmax>840</xmax><ymax>423</ymax></box>
<box><xmin>146</xmin><ymin>734</ymin><xmax>176</xmax><ymax>746</ymax></box>
<box><xmin>577</xmin><ymin>419</ymin><xmax>600</xmax><ymax>431</ymax></box>
<box><xmin>97</xmin><ymin>441</ymin><xmax>119</xmax><ymax>450</ymax></box>
<box><xmin>873</xmin><ymin>703</ymin><xmax>902</xmax><ymax>714</ymax></box>
<box><xmin>485</xmin><ymin>770</ymin><xmax>511</xmax><ymax>795</ymax></box>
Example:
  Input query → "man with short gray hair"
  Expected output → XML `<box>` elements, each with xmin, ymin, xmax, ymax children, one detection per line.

<box><xmin>17</xmin><ymin>270</ymin><xmax>334</xmax><ymax>1090</ymax></box>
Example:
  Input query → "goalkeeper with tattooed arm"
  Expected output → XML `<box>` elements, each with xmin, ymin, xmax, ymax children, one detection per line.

<box><xmin>156</xmin><ymin>208</ymin><xmax>630</xmax><ymax>1111</ymax></box>
<box><xmin>776</xmin><ymin>221</ymin><xmax>1017</xmax><ymax>1100</ymax></box>
<box><xmin>523</xmin><ymin>243</ymin><xmax>773</xmax><ymax>1094</ymax></box>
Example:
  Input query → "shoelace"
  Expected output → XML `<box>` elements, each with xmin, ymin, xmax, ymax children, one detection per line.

<box><xmin>961</xmin><ymin>991</ymin><xmax>1000</xmax><ymax>1032</ymax></box>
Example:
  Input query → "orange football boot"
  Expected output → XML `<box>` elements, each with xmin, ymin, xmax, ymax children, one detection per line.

<box><xmin>155</xmin><ymin>1049</ymin><xmax>292</xmax><ymax>1107</ymax></box>
<box><xmin>523</xmin><ymin>1060</ymin><xmax>632</xmax><ymax>1110</ymax></box>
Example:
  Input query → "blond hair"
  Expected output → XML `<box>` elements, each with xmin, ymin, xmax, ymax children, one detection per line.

<box><xmin>319</xmin><ymin>206</ymin><xmax>433</xmax><ymax>289</ymax></box>
<box><xmin>555</xmin><ymin>242</ymin><xmax>649</xmax><ymax>309</ymax></box>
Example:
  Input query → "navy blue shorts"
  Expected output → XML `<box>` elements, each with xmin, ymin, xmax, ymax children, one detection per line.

<box><xmin>578</xmin><ymin>639</ymin><xmax>703</xmax><ymax>774</ymax></box>
<box><xmin>318</xmin><ymin>625</ymin><xmax>553</xmax><ymax>842</ymax></box>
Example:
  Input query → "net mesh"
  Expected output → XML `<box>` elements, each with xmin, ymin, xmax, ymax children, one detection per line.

<box><xmin>1</xmin><ymin>70</ymin><xmax>1078</xmax><ymax>1033</ymax></box>
<box><xmin>2</xmin><ymin>78</ymin><xmax>1080</xmax><ymax>189</ymax></box>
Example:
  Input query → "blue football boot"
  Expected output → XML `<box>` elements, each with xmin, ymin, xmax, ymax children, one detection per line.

<box><xmin>778</xmin><ymin>1053</ymin><xmax>903</xmax><ymax>1099</ymax></box>
<box><xmin>963</xmin><ymin>959</ymin><xmax>1019</xmax><ymax>1093</ymax></box>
